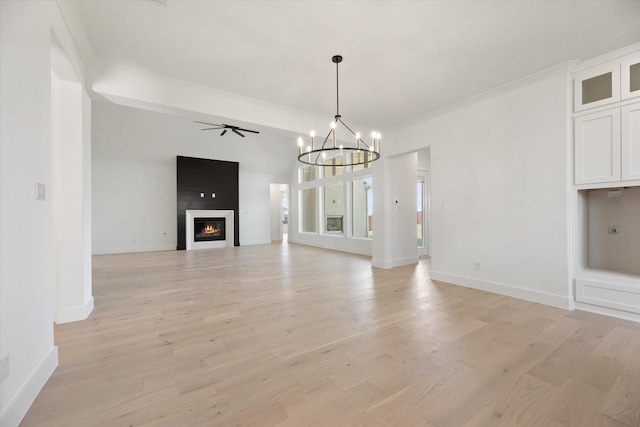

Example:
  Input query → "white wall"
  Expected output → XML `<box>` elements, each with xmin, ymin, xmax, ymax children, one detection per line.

<box><xmin>238</xmin><ymin>173</ymin><xmax>272</xmax><ymax>246</ymax></box>
<box><xmin>92</xmin><ymin>157</ymin><xmax>176</xmax><ymax>253</ymax></box>
<box><xmin>91</xmin><ymin>101</ymin><xmax>293</xmax><ymax>253</ymax></box>
<box><xmin>51</xmin><ymin>73</ymin><xmax>93</xmax><ymax>324</ymax></box>
<box><xmin>587</xmin><ymin>187</ymin><xmax>640</xmax><ymax>275</ymax></box>
<box><xmin>0</xmin><ymin>2</ymin><xmax>90</xmax><ymax>425</ymax></box>
<box><xmin>384</xmin><ymin>70</ymin><xmax>573</xmax><ymax>308</ymax></box>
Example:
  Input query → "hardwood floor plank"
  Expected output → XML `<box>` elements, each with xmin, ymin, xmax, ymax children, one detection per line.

<box><xmin>20</xmin><ymin>243</ymin><xmax>640</xmax><ymax>426</ymax></box>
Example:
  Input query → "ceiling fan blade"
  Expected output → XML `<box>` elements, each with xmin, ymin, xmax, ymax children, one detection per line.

<box><xmin>232</xmin><ymin>128</ymin><xmax>245</xmax><ymax>137</ymax></box>
<box><xmin>220</xmin><ymin>129</ymin><xmax>227</xmax><ymax>136</ymax></box>
<box><xmin>237</xmin><ymin>128</ymin><xmax>259</xmax><ymax>134</ymax></box>
<box><xmin>200</xmin><ymin>127</ymin><xmax>223</xmax><ymax>131</ymax></box>
<box><xmin>193</xmin><ymin>120</ymin><xmax>221</xmax><ymax>126</ymax></box>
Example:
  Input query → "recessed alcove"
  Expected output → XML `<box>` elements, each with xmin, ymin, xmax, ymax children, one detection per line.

<box><xmin>575</xmin><ymin>186</ymin><xmax>640</xmax><ymax>314</ymax></box>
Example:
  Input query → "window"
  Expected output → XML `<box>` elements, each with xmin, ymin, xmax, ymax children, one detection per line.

<box><xmin>300</xmin><ymin>165</ymin><xmax>317</xmax><ymax>183</ymax></box>
<box><xmin>352</xmin><ymin>177</ymin><xmax>372</xmax><ymax>238</ymax></box>
<box><xmin>324</xmin><ymin>183</ymin><xmax>343</xmax><ymax>234</ymax></box>
<box><xmin>351</xmin><ymin>151</ymin><xmax>372</xmax><ymax>172</ymax></box>
<box><xmin>300</xmin><ymin>188</ymin><xmax>317</xmax><ymax>233</ymax></box>
<box><xmin>323</xmin><ymin>156</ymin><xmax>344</xmax><ymax>177</ymax></box>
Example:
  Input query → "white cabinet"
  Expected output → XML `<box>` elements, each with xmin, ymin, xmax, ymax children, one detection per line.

<box><xmin>574</xmin><ymin>62</ymin><xmax>620</xmax><ymax>112</ymax></box>
<box><xmin>621</xmin><ymin>51</ymin><xmax>640</xmax><ymax>101</ymax></box>
<box><xmin>574</xmin><ymin>109</ymin><xmax>621</xmax><ymax>184</ymax></box>
<box><xmin>574</xmin><ymin>50</ymin><xmax>640</xmax><ymax>185</ymax></box>
<box><xmin>622</xmin><ymin>103</ymin><xmax>640</xmax><ymax>181</ymax></box>
<box><xmin>574</xmin><ymin>51</ymin><xmax>640</xmax><ymax>112</ymax></box>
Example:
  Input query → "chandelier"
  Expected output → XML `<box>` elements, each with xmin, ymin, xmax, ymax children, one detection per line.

<box><xmin>297</xmin><ymin>55</ymin><xmax>381</xmax><ymax>167</ymax></box>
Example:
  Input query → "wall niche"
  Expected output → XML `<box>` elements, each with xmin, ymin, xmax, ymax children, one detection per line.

<box><xmin>581</xmin><ymin>186</ymin><xmax>640</xmax><ymax>275</ymax></box>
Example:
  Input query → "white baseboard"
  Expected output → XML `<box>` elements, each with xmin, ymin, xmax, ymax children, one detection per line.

<box><xmin>431</xmin><ymin>271</ymin><xmax>573</xmax><ymax>310</ymax></box>
<box><xmin>575</xmin><ymin>301</ymin><xmax>640</xmax><ymax>323</ymax></box>
<box><xmin>0</xmin><ymin>346</ymin><xmax>58</xmax><ymax>427</ymax></box>
<box><xmin>55</xmin><ymin>296</ymin><xmax>94</xmax><ymax>324</ymax></box>
<box><xmin>372</xmin><ymin>256</ymin><xmax>418</xmax><ymax>269</ymax></box>
<box><xmin>240</xmin><ymin>239</ymin><xmax>272</xmax><ymax>246</ymax></box>
<box><xmin>371</xmin><ymin>258</ymin><xmax>393</xmax><ymax>269</ymax></box>
<box><xmin>288</xmin><ymin>237</ymin><xmax>372</xmax><ymax>257</ymax></box>
<box><xmin>92</xmin><ymin>244</ymin><xmax>175</xmax><ymax>255</ymax></box>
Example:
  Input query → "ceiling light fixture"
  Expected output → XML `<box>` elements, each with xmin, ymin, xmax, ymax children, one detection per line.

<box><xmin>297</xmin><ymin>55</ymin><xmax>381</xmax><ymax>167</ymax></box>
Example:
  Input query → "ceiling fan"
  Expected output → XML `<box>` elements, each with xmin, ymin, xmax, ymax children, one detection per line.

<box><xmin>194</xmin><ymin>121</ymin><xmax>259</xmax><ymax>137</ymax></box>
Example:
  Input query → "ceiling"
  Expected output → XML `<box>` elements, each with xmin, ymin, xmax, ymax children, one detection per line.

<box><xmin>73</xmin><ymin>0</ymin><xmax>640</xmax><ymax>130</ymax></box>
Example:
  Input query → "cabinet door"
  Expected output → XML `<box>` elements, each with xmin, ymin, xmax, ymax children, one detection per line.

<box><xmin>621</xmin><ymin>52</ymin><xmax>640</xmax><ymax>101</ymax></box>
<box><xmin>575</xmin><ymin>109</ymin><xmax>621</xmax><ymax>184</ymax></box>
<box><xmin>622</xmin><ymin>103</ymin><xmax>640</xmax><ymax>181</ymax></box>
<box><xmin>574</xmin><ymin>62</ymin><xmax>620</xmax><ymax>112</ymax></box>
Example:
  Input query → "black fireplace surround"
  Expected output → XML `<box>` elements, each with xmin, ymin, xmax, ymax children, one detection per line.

<box><xmin>176</xmin><ymin>156</ymin><xmax>239</xmax><ymax>249</ymax></box>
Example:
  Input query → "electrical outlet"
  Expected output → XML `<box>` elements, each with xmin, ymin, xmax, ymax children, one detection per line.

<box><xmin>474</xmin><ymin>262</ymin><xmax>481</xmax><ymax>271</ymax></box>
<box><xmin>608</xmin><ymin>226</ymin><xmax>621</xmax><ymax>235</ymax></box>
<box><xmin>1</xmin><ymin>355</ymin><xmax>9</xmax><ymax>383</ymax></box>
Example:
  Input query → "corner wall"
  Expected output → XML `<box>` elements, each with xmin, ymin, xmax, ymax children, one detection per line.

<box><xmin>385</xmin><ymin>70</ymin><xmax>573</xmax><ymax>308</ymax></box>
<box><xmin>1</xmin><ymin>1</ymin><xmax>90</xmax><ymax>425</ymax></box>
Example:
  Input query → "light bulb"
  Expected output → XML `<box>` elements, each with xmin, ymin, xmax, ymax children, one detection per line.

<box><xmin>310</xmin><ymin>130</ymin><xmax>315</xmax><ymax>137</ymax></box>
<box><xmin>306</xmin><ymin>146</ymin><xmax>311</xmax><ymax>152</ymax></box>
<box><xmin>356</xmin><ymin>132</ymin><xmax>361</xmax><ymax>139</ymax></box>
<box><xmin>322</xmin><ymin>152</ymin><xmax>326</xmax><ymax>158</ymax></box>
<box><xmin>297</xmin><ymin>137</ymin><xmax>304</xmax><ymax>147</ymax></box>
<box><xmin>331</xmin><ymin>121</ymin><xmax>336</xmax><ymax>129</ymax></box>
<box><xmin>339</xmin><ymin>144</ymin><xmax>343</xmax><ymax>150</ymax></box>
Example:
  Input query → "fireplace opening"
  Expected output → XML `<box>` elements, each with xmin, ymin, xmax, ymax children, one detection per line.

<box><xmin>194</xmin><ymin>217</ymin><xmax>226</xmax><ymax>242</ymax></box>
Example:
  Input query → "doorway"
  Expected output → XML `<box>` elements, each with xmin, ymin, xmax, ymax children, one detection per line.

<box><xmin>417</xmin><ymin>147</ymin><xmax>431</xmax><ymax>257</ymax></box>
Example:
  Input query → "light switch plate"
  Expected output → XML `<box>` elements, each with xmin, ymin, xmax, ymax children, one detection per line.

<box><xmin>35</xmin><ymin>182</ymin><xmax>45</xmax><ymax>201</ymax></box>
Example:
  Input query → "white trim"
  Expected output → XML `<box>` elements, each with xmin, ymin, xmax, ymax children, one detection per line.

<box><xmin>0</xmin><ymin>347</ymin><xmax>58</xmax><ymax>427</ymax></box>
<box><xmin>289</xmin><ymin>238</ymin><xmax>372</xmax><ymax>257</ymax></box>
<box><xmin>55</xmin><ymin>296</ymin><xmax>94</xmax><ymax>324</ymax></box>
<box><xmin>575</xmin><ymin>270</ymin><xmax>640</xmax><ymax>315</ymax></box>
<box><xmin>575</xmin><ymin>301</ymin><xmax>640</xmax><ymax>323</ymax></box>
<box><xmin>372</xmin><ymin>256</ymin><xmax>418</xmax><ymax>269</ymax></box>
<box><xmin>431</xmin><ymin>271</ymin><xmax>574</xmax><ymax>310</ymax></box>
<box><xmin>186</xmin><ymin>210</ymin><xmax>234</xmax><ymax>250</ymax></box>
<box><xmin>92</xmin><ymin>244</ymin><xmax>176</xmax><ymax>255</ymax></box>
<box><xmin>573</xmin><ymin>41</ymin><xmax>640</xmax><ymax>72</ymax></box>
<box><xmin>240</xmin><ymin>239</ymin><xmax>271</xmax><ymax>246</ymax></box>
<box><xmin>386</xmin><ymin>61</ymin><xmax>579</xmax><ymax>133</ymax></box>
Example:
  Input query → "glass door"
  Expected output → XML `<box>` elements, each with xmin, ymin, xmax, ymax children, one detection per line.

<box><xmin>417</xmin><ymin>173</ymin><xmax>430</xmax><ymax>256</ymax></box>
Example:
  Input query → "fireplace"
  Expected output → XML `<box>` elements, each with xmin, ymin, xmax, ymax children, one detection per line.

<box><xmin>326</xmin><ymin>215</ymin><xmax>343</xmax><ymax>233</ymax></box>
<box><xmin>194</xmin><ymin>217</ymin><xmax>226</xmax><ymax>242</ymax></box>
<box><xmin>186</xmin><ymin>210</ymin><xmax>234</xmax><ymax>250</ymax></box>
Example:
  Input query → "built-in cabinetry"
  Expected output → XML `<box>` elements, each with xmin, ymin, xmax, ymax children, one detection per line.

<box><xmin>574</xmin><ymin>50</ymin><xmax>640</xmax><ymax>111</ymax></box>
<box><xmin>574</xmin><ymin>51</ymin><xmax>640</xmax><ymax>185</ymax></box>
<box><xmin>573</xmin><ymin>48</ymin><xmax>640</xmax><ymax>317</ymax></box>
<box><xmin>574</xmin><ymin>104</ymin><xmax>640</xmax><ymax>184</ymax></box>
<box><xmin>574</xmin><ymin>109</ymin><xmax>620</xmax><ymax>184</ymax></box>
<box><xmin>622</xmin><ymin>103</ymin><xmax>640</xmax><ymax>181</ymax></box>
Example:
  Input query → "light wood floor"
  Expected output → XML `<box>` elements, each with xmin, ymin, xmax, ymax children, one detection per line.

<box><xmin>22</xmin><ymin>242</ymin><xmax>640</xmax><ymax>426</ymax></box>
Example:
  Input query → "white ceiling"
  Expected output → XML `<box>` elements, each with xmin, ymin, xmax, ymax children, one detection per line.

<box><xmin>73</xmin><ymin>0</ymin><xmax>640</xmax><ymax>130</ymax></box>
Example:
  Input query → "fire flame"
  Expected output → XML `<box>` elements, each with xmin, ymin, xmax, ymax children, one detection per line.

<box><xmin>202</xmin><ymin>225</ymin><xmax>220</xmax><ymax>235</ymax></box>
